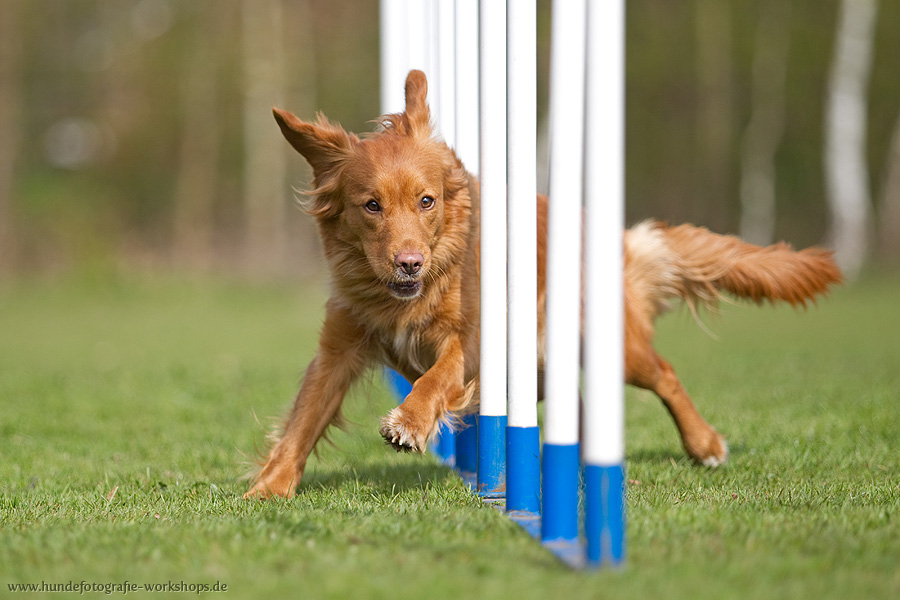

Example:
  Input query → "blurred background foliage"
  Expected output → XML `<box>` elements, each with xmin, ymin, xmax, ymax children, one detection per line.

<box><xmin>0</xmin><ymin>0</ymin><xmax>898</xmax><ymax>280</ymax></box>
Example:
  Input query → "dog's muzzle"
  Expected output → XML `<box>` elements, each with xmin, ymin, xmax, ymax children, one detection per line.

<box><xmin>387</xmin><ymin>277</ymin><xmax>423</xmax><ymax>299</ymax></box>
<box><xmin>388</xmin><ymin>252</ymin><xmax>425</xmax><ymax>299</ymax></box>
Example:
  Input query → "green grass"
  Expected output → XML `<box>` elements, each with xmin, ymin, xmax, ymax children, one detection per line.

<box><xmin>1</xmin><ymin>273</ymin><xmax>899</xmax><ymax>599</ymax></box>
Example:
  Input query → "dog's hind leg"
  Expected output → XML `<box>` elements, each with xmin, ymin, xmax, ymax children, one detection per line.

<box><xmin>625</xmin><ymin>318</ymin><xmax>728</xmax><ymax>466</ymax></box>
<box><xmin>642</xmin><ymin>355</ymin><xmax>728</xmax><ymax>466</ymax></box>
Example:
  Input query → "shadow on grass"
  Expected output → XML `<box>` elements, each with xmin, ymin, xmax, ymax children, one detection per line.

<box><xmin>627</xmin><ymin>441</ymin><xmax>747</xmax><ymax>467</ymax></box>
<box><xmin>300</xmin><ymin>459</ymin><xmax>458</xmax><ymax>496</ymax></box>
<box><xmin>300</xmin><ymin>443</ymin><xmax>750</xmax><ymax>498</ymax></box>
<box><xmin>626</xmin><ymin>447</ymin><xmax>685</xmax><ymax>465</ymax></box>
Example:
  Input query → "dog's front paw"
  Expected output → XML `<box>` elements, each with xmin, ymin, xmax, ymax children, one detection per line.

<box><xmin>379</xmin><ymin>405</ymin><xmax>431</xmax><ymax>453</ymax></box>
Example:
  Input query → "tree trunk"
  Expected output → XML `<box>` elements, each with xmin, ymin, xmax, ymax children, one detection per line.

<box><xmin>0</xmin><ymin>0</ymin><xmax>22</xmax><ymax>271</ymax></box>
<box><xmin>242</xmin><ymin>0</ymin><xmax>287</xmax><ymax>273</ymax></box>
<box><xmin>694</xmin><ymin>0</ymin><xmax>734</xmax><ymax>232</ymax></box>
<box><xmin>281</xmin><ymin>0</ymin><xmax>319</xmax><ymax>276</ymax></box>
<box><xmin>877</xmin><ymin>109</ymin><xmax>900</xmax><ymax>262</ymax></box>
<box><xmin>739</xmin><ymin>0</ymin><xmax>791</xmax><ymax>246</ymax></box>
<box><xmin>824</xmin><ymin>0</ymin><xmax>878</xmax><ymax>280</ymax></box>
<box><xmin>172</xmin><ymin>5</ymin><xmax>227</xmax><ymax>270</ymax></box>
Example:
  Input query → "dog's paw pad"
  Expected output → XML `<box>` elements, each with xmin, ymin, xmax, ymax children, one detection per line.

<box><xmin>379</xmin><ymin>408</ymin><xmax>427</xmax><ymax>454</ymax></box>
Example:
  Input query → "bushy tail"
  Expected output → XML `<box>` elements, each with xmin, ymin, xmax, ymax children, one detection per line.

<box><xmin>661</xmin><ymin>223</ymin><xmax>843</xmax><ymax>310</ymax></box>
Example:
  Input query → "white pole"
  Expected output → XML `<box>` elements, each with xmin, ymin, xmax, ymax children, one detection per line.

<box><xmin>479</xmin><ymin>0</ymin><xmax>508</xmax><ymax>420</ymax></box>
<box><xmin>583</xmin><ymin>0</ymin><xmax>625</xmax><ymax>469</ymax></box>
<box><xmin>380</xmin><ymin>0</ymin><xmax>435</xmax><ymax>117</ymax></box>
<box><xmin>424</xmin><ymin>0</ymin><xmax>442</xmax><ymax>131</ymax></box>
<box><xmin>379</xmin><ymin>0</ymin><xmax>408</xmax><ymax>115</ymax></box>
<box><xmin>437</xmin><ymin>0</ymin><xmax>457</xmax><ymax>149</ymax></box>
<box><xmin>507</xmin><ymin>0</ymin><xmax>537</xmax><ymax>429</ymax></box>
<box><xmin>583</xmin><ymin>0</ymin><xmax>626</xmax><ymax>567</ymax></box>
<box><xmin>454</xmin><ymin>0</ymin><xmax>480</xmax><ymax>175</ymax></box>
<box><xmin>477</xmin><ymin>0</ymin><xmax>508</xmax><ymax>497</ymax></box>
<box><xmin>541</xmin><ymin>0</ymin><xmax>586</xmax><ymax>545</ymax></box>
<box><xmin>543</xmin><ymin>0</ymin><xmax>586</xmax><ymax>448</ymax></box>
<box><xmin>505</xmin><ymin>0</ymin><xmax>541</xmax><ymax>517</ymax></box>
<box><xmin>452</xmin><ymin>0</ymin><xmax>481</xmax><ymax>481</ymax></box>
<box><xmin>407</xmin><ymin>0</ymin><xmax>430</xmax><ymax>72</ymax></box>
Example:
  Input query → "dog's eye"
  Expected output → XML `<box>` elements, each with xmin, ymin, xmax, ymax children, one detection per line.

<box><xmin>421</xmin><ymin>196</ymin><xmax>436</xmax><ymax>210</ymax></box>
<box><xmin>364</xmin><ymin>200</ymin><xmax>381</xmax><ymax>213</ymax></box>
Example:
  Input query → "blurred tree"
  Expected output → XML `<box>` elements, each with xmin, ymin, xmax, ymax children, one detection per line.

<box><xmin>878</xmin><ymin>109</ymin><xmax>900</xmax><ymax>262</ymax></box>
<box><xmin>824</xmin><ymin>0</ymin><xmax>878</xmax><ymax>280</ymax></box>
<box><xmin>242</xmin><ymin>0</ymin><xmax>288</xmax><ymax>272</ymax></box>
<box><xmin>739</xmin><ymin>0</ymin><xmax>791</xmax><ymax>246</ymax></box>
<box><xmin>279</xmin><ymin>0</ymin><xmax>320</xmax><ymax>276</ymax></box>
<box><xmin>693</xmin><ymin>0</ymin><xmax>734</xmax><ymax>232</ymax></box>
<box><xmin>0</xmin><ymin>0</ymin><xmax>22</xmax><ymax>271</ymax></box>
<box><xmin>173</xmin><ymin>2</ymin><xmax>233</xmax><ymax>269</ymax></box>
<box><xmin>625</xmin><ymin>1</ymin><xmax>698</xmax><ymax>226</ymax></box>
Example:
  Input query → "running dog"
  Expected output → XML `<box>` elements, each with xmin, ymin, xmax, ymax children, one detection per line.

<box><xmin>245</xmin><ymin>70</ymin><xmax>841</xmax><ymax>499</ymax></box>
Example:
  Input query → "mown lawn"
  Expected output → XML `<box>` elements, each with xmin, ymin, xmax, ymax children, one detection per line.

<box><xmin>1</xmin><ymin>273</ymin><xmax>898</xmax><ymax>599</ymax></box>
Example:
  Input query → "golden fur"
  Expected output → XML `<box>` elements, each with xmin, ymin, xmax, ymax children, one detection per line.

<box><xmin>245</xmin><ymin>70</ymin><xmax>841</xmax><ymax>499</ymax></box>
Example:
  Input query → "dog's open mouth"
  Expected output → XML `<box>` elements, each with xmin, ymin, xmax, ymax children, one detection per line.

<box><xmin>387</xmin><ymin>279</ymin><xmax>423</xmax><ymax>299</ymax></box>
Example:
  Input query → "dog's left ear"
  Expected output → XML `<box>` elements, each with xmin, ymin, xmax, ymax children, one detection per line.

<box><xmin>403</xmin><ymin>70</ymin><xmax>432</xmax><ymax>136</ymax></box>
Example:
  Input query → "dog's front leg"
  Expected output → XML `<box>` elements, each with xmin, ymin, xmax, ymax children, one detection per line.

<box><xmin>245</xmin><ymin>304</ymin><xmax>371</xmax><ymax>499</ymax></box>
<box><xmin>380</xmin><ymin>336</ymin><xmax>465</xmax><ymax>453</ymax></box>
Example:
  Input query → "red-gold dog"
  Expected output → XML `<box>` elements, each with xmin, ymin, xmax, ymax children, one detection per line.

<box><xmin>245</xmin><ymin>70</ymin><xmax>841</xmax><ymax>499</ymax></box>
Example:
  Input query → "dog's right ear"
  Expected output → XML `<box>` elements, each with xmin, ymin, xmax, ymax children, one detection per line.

<box><xmin>272</xmin><ymin>108</ymin><xmax>355</xmax><ymax>174</ymax></box>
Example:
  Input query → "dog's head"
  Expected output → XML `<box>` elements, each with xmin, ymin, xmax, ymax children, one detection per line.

<box><xmin>273</xmin><ymin>70</ymin><xmax>468</xmax><ymax>301</ymax></box>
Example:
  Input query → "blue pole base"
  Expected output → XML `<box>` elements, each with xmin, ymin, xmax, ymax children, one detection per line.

<box><xmin>477</xmin><ymin>415</ymin><xmax>507</xmax><ymax>498</ymax></box>
<box><xmin>584</xmin><ymin>463</ymin><xmax>625</xmax><ymax>567</ymax></box>
<box><xmin>507</xmin><ymin>511</ymin><xmax>542</xmax><ymax>539</ymax></box>
<box><xmin>384</xmin><ymin>368</ymin><xmax>413</xmax><ymax>400</ymax></box>
<box><xmin>506</xmin><ymin>426</ymin><xmax>541</xmax><ymax>515</ymax></box>
<box><xmin>541</xmin><ymin>442</ymin><xmax>580</xmax><ymax>543</ymax></box>
<box><xmin>430</xmin><ymin>425</ymin><xmax>457</xmax><ymax>468</ymax></box>
<box><xmin>455</xmin><ymin>413</ymin><xmax>478</xmax><ymax>489</ymax></box>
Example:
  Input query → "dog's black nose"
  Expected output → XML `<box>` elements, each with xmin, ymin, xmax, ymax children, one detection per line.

<box><xmin>395</xmin><ymin>252</ymin><xmax>424</xmax><ymax>275</ymax></box>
